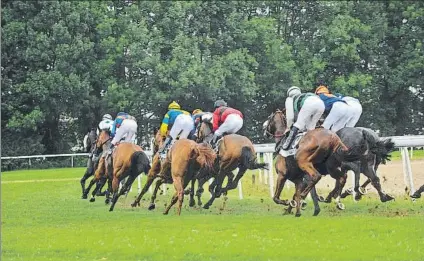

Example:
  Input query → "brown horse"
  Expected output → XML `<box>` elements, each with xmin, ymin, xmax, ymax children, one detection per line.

<box><xmin>196</xmin><ymin>120</ymin><xmax>268</xmax><ymax>209</ymax></box>
<box><xmin>163</xmin><ymin>139</ymin><xmax>216</xmax><ymax>215</ymax></box>
<box><xmin>264</xmin><ymin>110</ymin><xmax>363</xmax><ymax>216</ymax></box>
<box><xmin>131</xmin><ymin>127</ymin><xmax>208</xmax><ymax>209</ymax></box>
<box><xmin>82</xmin><ymin>129</ymin><xmax>114</xmax><ymax>203</ymax></box>
<box><xmin>108</xmin><ymin>142</ymin><xmax>151</xmax><ymax>212</ymax></box>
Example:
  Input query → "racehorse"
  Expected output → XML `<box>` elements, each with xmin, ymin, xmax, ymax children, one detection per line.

<box><xmin>108</xmin><ymin>142</ymin><xmax>151</xmax><ymax>212</ymax></box>
<box><xmin>196</xmin><ymin>119</ymin><xmax>268</xmax><ymax>209</ymax></box>
<box><xmin>80</xmin><ymin>128</ymin><xmax>98</xmax><ymax>197</ymax></box>
<box><xmin>162</xmin><ymin>139</ymin><xmax>216</xmax><ymax>215</ymax></box>
<box><xmin>264</xmin><ymin>110</ymin><xmax>364</xmax><ymax>216</ymax></box>
<box><xmin>131</xmin><ymin>127</ymin><xmax>209</xmax><ymax>209</ymax></box>
<box><xmin>333</xmin><ymin>127</ymin><xmax>395</xmax><ymax>202</ymax></box>
<box><xmin>82</xmin><ymin>128</ymin><xmax>113</xmax><ymax>202</ymax></box>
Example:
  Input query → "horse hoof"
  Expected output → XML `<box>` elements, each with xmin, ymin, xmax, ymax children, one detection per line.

<box><xmin>289</xmin><ymin>200</ymin><xmax>297</xmax><ymax>208</ymax></box>
<box><xmin>105</xmin><ymin>199</ymin><xmax>110</xmax><ymax>205</ymax></box>
<box><xmin>354</xmin><ymin>194</ymin><xmax>362</xmax><ymax>201</ymax></box>
<box><xmin>198</xmin><ymin>201</ymin><xmax>203</xmax><ymax>207</ymax></box>
<box><xmin>301</xmin><ymin>201</ymin><xmax>307</xmax><ymax>210</ymax></box>
<box><xmin>295</xmin><ymin>213</ymin><xmax>301</xmax><ymax>217</ymax></box>
<box><xmin>382</xmin><ymin>194</ymin><xmax>395</xmax><ymax>202</ymax></box>
<box><xmin>411</xmin><ymin>193</ymin><xmax>421</xmax><ymax>199</ymax></box>
<box><xmin>340</xmin><ymin>191</ymin><xmax>349</xmax><ymax>199</ymax></box>
<box><xmin>131</xmin><ymin>203</ymin><xmax>137</xmax><ymax>208</ymax></box>
<box><xmin>109</xmin><ymin>208</ymin><xmax>114</xmax><ymax>212</ymax></box>
<box><xmin>318</xmin><ymin>196</ymin><xmax>325</xmax><ymax>202</ymax></box>
<box><xmin>313</xmin><ymin>209</ymin><xmax>321</xmax><ymax>216</ymax></box>
<box><xmin>346</xmin><ymin>188</ymin><xmax>353</xmax><ymax>195</ymax></box>
<box><xmin>81</xmin><ymin>194</ymin><xmax>88</xmax><ymax>199</ymax></box>
<box><xmin>337</xmin><ymin>202</ymin><xmax>345</xmax><ymax>210</ymax></box>
<box><xmin>203</xmin><ymin>204</ymin><xmax>210</xmax><ymax>210</ymax></box>
<box><xmin>359</xmin><ymin>187</ymin><xmax>367</xmax><ymax>195</ymax></box>
<box><xmin>189</xmin><ymin>201</ymin><xmax>195</xmax><ymax>207</ymax></box>
<box><xmin>89</xmin><ymin>197</ymin><xmax>95</xmax><ymax>202</ymax></box>
<box><xmin>148</xmin><ymin>204</ymin><xmax>156</xmax><ymax>210</ymax></box>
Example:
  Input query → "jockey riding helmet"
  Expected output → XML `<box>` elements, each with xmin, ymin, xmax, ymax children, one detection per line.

<box><xmin>287</xmin><ymin>86</ymin><xmax>302</xmax><ymax>98</ymax></box>
<box><xmin>168</xmin><ymin>101</ymin><xmax>181</xmax><ymax>110</ymax></box>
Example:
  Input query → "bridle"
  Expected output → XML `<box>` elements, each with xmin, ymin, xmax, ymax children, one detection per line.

<box><xmin>265</xmin><ymin>109</ymin><xmax>286</xmax><ymax>139</ymax></box>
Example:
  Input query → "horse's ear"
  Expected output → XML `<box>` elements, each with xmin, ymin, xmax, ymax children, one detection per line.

<box><xmin>153</xmin><ymin>127</ymin><xmax>159</xmax><ymax>134</ymax></box>
<box><xmin>281</xmin><ymin>108</ymin><xmax>286</xmax><ymax>113</ymax></box>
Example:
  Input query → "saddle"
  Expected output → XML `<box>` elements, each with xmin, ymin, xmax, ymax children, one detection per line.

<box><xmin>278</xmin><ymin>132</ymin><xmax>306</xmax><ymax>157</ymax></box>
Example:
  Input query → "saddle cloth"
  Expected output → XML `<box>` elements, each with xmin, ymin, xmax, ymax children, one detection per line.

<box><xmin>279</xmin><ymin>132</ymin><xmax>306</xmax><ymax>157</ymax></box>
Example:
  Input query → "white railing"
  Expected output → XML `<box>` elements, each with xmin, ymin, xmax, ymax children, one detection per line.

<box><xmin>2</xmin><ymin>136</ymin><xmax>424</xmax><ymax>198</ymax></box>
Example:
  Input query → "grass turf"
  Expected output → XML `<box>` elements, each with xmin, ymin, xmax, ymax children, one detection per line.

<box><xmin>1</xmin><ymin>167</ymin><xmax>424</xmax><ymax>261</ymax></box>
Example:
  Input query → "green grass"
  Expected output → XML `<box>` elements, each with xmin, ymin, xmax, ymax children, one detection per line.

<box><xmin>389</xmin><ymin>149</ymin><xmax>424</xmax><ymax>161</ymax></box>
<box><xmin>2</xmin><ymin>168</ymin><xmax>424</xmax><ymax>261</ymax></box>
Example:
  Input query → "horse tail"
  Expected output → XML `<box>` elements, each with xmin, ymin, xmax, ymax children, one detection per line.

<box><xmin>375</xmin><ymin>138</ymin><xmax>395</xmax><ymax>164</ymax></box>
<box><xmin>193</xmin><ymin>144</ymin><xmax>216</xmax><ymax>170</ymax></box>
<box><xmin>334</xmin><ymin>141</ymin><xmax>362</xmax><ymax>162</ymax></box>
<box><xmin>361</xmin><ymin>128</ymin><xmax>395</xmax><ymax>165</ymax></box>
<box><xmin>131</xmin><ymin>151</ymin><xmax>151</xmax><ymax>176</ymax></box>
<box><xmin>240</xmin><ymin>147</ymin><xmax>268</xmax><ymax>170</ymax></box>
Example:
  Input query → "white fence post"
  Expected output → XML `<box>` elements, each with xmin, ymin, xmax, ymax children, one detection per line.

<box><xmin>257</xmin><ymin>153</ymin><xmax>263</xmax><ymax>184</ymax></box>
<box><xmin>267</xmin><ymin>153</ymin><xmax>274</xmax><ymax>198</ymax></box>
<box><xmin>71</xmin><ymin>156</ymin><xmax>74</xmax><ymax>168</ymax></box>
<box><xmin>238</xmin><ymin>180</ymin><xmax>243</xmax><ymax>199</ymax></box>
<box><xmin>401</xmin><ymin>147</ymin><xmax>416</xmax><ymax>196</ymax></box>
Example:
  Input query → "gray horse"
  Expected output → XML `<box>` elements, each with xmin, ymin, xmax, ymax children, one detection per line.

<box><xmin>80</xmin><ymin>128</ymin><xmax>102</xmax><ymax>198</ymax></box>
<box><xmin>323</xmin><ymin>127</ymin><xmax>395</xmax><ymax>203</ymax></box>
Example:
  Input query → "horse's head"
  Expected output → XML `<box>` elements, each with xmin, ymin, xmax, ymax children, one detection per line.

<box><xmin>263</xmin><ymin>109</ymin><xmax>287</xmax><ymax>143</ymax></box>
<box><xmin>196</xmin><ymin>113</ymin><xmax>213</xmax><ymax>143</ymax></box>
<box><xmin>152</xmin><ymin>127</ymin><xmax>165</xmax><ymax>155</ymax></box>
<box><xmin>96</xmin><ymin>129</ymin><xmax>112</xmax><ymax>150</ymax></box>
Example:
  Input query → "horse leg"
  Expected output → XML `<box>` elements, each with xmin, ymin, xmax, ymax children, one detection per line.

<box><xmin>104</xmin><ymin>177</ymin><xmax>113</xmax><ymax>204</ymax></box>
<box><xmin>80</xmin><ymin>160</ymin><xmax>94</xmax><ymax>197</ymax></box>
<box><xmin>363</xmin><ymin>166</ymin><xmax>394</xmax><ymax>202</ymax></box>
<box><xmin>188</xmin><ymin>178</ymin><xmax>196</xmax><ymax>207</ymax></box>
<box><xmin>360</xmin><ymin>179</ymin><xmax>372</xmax><ymax>193</ymax></box>
<box><xmin>273</xmin><ymin>156</ymin><xmax>290</xmax><ymax>205</ymax></box>
<box><xmin>310</xmin><ymin>186</ymin><xmax>321</xmax><ymax>216</ymax></box>
<box><xmin>90</xmin><ymin>176</ymin><xmax>106</xmax><ymax>202</ymax></box>
<box><xmin>298</xmin><ymin>163</ymin><xmax>322</xmax><ymax>200</ymax></box>
<box><xmin>163</xmin><ymin>193</ymin><xmax>178</xmax><ymax>215</ymax></box>
<box><xmin>148</xmin><ymin>179</ymin><xmax>165</xmax><ymax>210</ymax></box>
<box><xmin>203</xmin><ymin>169</ymin><xmax>226</xmax><ymax>209</ymax></box>
<box><xmin>83</xmin><ymin>177</ymin><xmax>97</xmax><ymax>200</ymax></box>
<box><xmin>196</xmin><ymin>177</ymin><xmax>207</xmax><ymax>206</ymax></box>
<box><xmin>109</xmin><ymin>175</ymin><xmax>135</xmax><ymax>212</ymax></box>
<box><xmin>220</xmin><ymin>172</ymin><xmax>235</xmax><ymax>195</ymax></box>
<box><xmin>327</xmin><ymin>165</ymin><xmax>348</xmax><ymax>210</ymax></box>
<box><xmin>131</xmin><ymin>174</ymin><xmax>156</xmax><ymax>207</ymax></box>
<box><xmin>223</xmin><ymin>168</ymin><xmax>246</xmax><ymax>193</ymax></box>
<box><xmin>411</xmin><ymin>184</ymin><xmax>424</xmax><ymax>199</ymax></box>
<box><xmin>324</xmin><ymin>179</ymin><xmax>339</xmax><ymax>203</ymax></box>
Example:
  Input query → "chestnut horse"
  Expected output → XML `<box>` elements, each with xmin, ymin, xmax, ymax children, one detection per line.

<box><xmin>196</xmin><ymin>120</ymin><xmax>268</xmax><ymax>209</ymax></box>
<box><xmin>264</xmin><ymin>110</ymin><xmax>363</xmax><ymax>216</ymax></box>
<box><xmin>163</xmin><ymin>139</ymin><xmax>216</xmax><ymax>215</ymax></box>
<box><xmin>131</xmin><ymin>128</ymin><xmax>203</xmax><ymax>209</ymax></box>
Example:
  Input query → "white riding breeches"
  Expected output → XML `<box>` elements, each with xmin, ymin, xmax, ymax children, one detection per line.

<box><xmin>322</xmin><ymin>101</ymin><xmax>350</xmax><ymax>132</ymax></box>
<box><xmin>343</xmin><ymin>98</ymin><xmax>362</xmax><ymax>128</ymax></box>
<box><xmin>169</xmin><ymin>114</ymin><xmax>194</xmax><ymax>141</ymax></box>
<box><xmin>215</xmin><ymin>114</ymin><xmax>243</xmax><ymax>136</ymax></box>
<box><xmin>293</xmin><ymin>96</ymin><xmax>325</xmax><ymax>131</ymax></box>
<box><xmin>111</xmin><ymin>119</ymin><xmax>138</xmax><ymax>145</ymax></box>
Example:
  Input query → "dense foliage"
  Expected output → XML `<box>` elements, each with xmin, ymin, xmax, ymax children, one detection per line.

<box><xmin>2</xmin><ymin>1</ymin><xmax>423</xmax><ymax>156</ymax></box>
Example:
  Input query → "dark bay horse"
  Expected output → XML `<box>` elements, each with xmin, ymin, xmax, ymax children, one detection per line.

<box><xmin>82</xmin><ymin>129</ymin><xmax>113</xmax><ymax>202</ymax></box>
<box><xmin>80</xmin><ymin>128</ymin><xmax>98</xmax><ymax>197</ymax></box>
<box><xmin>196</xmin><ymin>120</ymin><xmax>268</xmax><ymax>209</ymax></box>
<box><xmin>163</xmin><ymin>139</ymin><xmax>216</xmax><ymax>215</ymax></box>
<box><xmin>264</xmin><ymin>110</ymin><xmax>363</xmax><ymax>216</ymax></box>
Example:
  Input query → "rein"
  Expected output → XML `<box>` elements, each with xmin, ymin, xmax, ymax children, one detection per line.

<box><xmin>97</xmin><ymin>137</ymin><xmax>112</xmax><ymax>148</ymax></box>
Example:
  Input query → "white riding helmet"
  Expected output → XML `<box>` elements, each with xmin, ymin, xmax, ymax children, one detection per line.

<box><xmin>287</xmin><ymin>86</ymin><xmax>301</xmax><ymax>98</ymax></box>
<box><xmin>102</xmin><ymin>114</ymin><xmax>113</xmax><ymax>120</ymax></box>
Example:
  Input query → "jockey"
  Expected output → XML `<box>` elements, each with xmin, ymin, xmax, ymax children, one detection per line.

<box><xmin>97</xmin><ymin>114</ymin><xmax>114</xmax><ymax>135</ymax></box>
<box><xmin>315</xmin><ymin>85</ymin><xmax>350</xmax><ymax>132</ymax></box>
<box><xmin>190</xmin><ymin>109</ymin><xmax>206</xmax><ymax>140</ymax></box>
<box><xmin>334</xmin><ymin>93</ymin><xmax>363</xmax><ymax>128</ymax></box>
<box><xmin>158</xmin><ymin>101</ymin><xmax>194</xmax><ymax>157</ymax></box>
<box><xmin>108</xmin><ymin>112</ymin><xmax>138</xmax><ymax>153</ymax></box>
<box><xmin>281</xmin><ymin>86</ymin><xmax>325</xmax><ymax>151</ymax></box>
<box><xmin>210</xmin><ymin>99</ymin><xmax>243</xmax><ymax>148</ymax></box>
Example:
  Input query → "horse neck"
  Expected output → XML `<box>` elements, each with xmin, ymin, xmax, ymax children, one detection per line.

<box><xmin>272</xmin><ymin>116</ymin><xmax>286</xmax><ymax>143</ymax></box>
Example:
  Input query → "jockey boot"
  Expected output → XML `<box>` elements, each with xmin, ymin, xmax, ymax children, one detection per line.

<box><xmin>282</xmin><ymin>126</ymin><xmax>299</xmax><ymax>150</ymax></box>
<box><xmin>210</xmin><ymin>134</ymin><xmax>222</xmax><ymax>149</ymax></box>
<box><xmin>158</xmin><ymin>136</ymin><xmax>172</xmax><ymax>156</ymax></box>
<box><xmin>107</xmin><ymin>143</ymin><xmax>115</xmax><ymax>155</ymax></box>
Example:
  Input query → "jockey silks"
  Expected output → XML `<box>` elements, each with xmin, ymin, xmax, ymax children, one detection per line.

<box><xmin>160</xmin><ymin>109</ymin><xmax>191</xmax><ymax>137</ymax></box>
<box><xmin>212</xmin><ymin>107</ymin><xmax>243</xmax><ymax>132</ymax></box>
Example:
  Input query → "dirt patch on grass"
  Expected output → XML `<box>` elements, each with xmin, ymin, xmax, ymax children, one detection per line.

<box><xmin>314</xmin><ymin>160</ymin><xmax>424</xmax><ymax>196</ymax></box>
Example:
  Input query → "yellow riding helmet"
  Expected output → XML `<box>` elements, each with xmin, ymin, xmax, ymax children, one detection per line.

<box><xmin>192</xmin><ymin>109</ymin><xmax>203</xmax><ymax>115</ymax></box>
<box><xmin>168</xmin><ymin>101</ymin><xmax>181</xmax><ymax>110</ymax></box>
<box><xmin>315</xmin><ymin>85</ymin><xmax>329</xmax><ymax>95</ymax></box>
